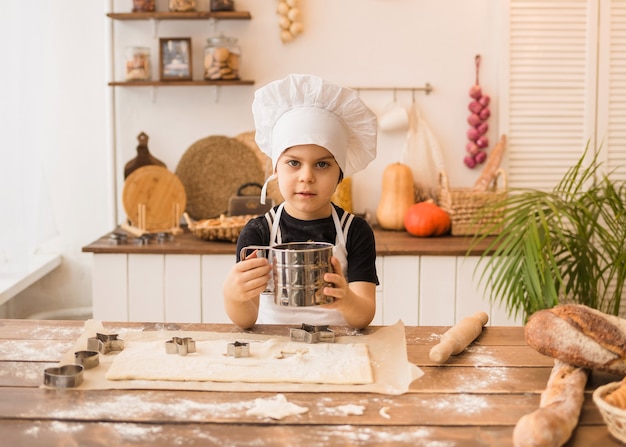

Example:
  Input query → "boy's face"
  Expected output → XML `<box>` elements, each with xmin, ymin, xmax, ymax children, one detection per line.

<box><xmin>275</xmin><ymin>144</ymin><xmax>342</xmax><ymax>220</ymax></box>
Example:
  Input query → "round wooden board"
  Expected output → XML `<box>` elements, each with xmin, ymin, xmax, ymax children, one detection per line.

<box><xmin>122</xmin><ymin>165</ymin><xmax>187</xmax><ymax>232</ymax></box>
<box><xmin>234</xmin><ymin>130</ymin><xmax>284</xmax><ymax>206</ymax></box>
<box><xmin>175</xmin><ymin>135</ymin><xmax>266</xmax><ymax>219</ymax></box>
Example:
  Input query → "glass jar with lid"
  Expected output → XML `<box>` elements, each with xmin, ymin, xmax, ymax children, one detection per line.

<box><xmin>124</xmin><ymin>47</ymin><xmax>151</xmax><ymax>81</ymax></box>
<box><xmin>203</xmin><ymin>35</ymin><xmax>241</xmax><ymax>81</ymax></box>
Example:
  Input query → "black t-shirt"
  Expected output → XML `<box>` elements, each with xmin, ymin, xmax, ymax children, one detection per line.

<box><xmin>235</xmin><ymin>204</ymin><xmax>379</xmax><ymax>285</ymax></box>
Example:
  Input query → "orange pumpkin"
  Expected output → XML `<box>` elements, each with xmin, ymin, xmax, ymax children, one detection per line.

<box><xmin>404</xmin><ymin>200</ymin><xmax>451</xmax><ymax>237</ymax></box>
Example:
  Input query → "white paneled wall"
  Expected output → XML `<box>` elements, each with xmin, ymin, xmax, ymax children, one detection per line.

<box><xmin>91</xmin><ymin>253</ymin><xmax>522</xmax><ymax>326</ymax></box>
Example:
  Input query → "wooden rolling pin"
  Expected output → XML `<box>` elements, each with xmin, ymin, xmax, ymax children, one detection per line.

<box><xmin>429</xmin><ymin>311</ymin><xmax>489</xmax><ymax>363</ymax></box>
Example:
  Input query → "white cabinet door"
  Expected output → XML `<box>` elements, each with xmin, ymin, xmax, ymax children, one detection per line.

<box><xmin>128</xmin><ymin>254</ymin><xmax>165</xmax><ymax>321</ymax></box>
<box><xmin>457</xmin><ymin>256</ymin><xmax>523</xmax><ymax>326</ymax></box>
<box><xmin>419</xmin><ymin>256</ymin><xmax>456</xmax><ymax>326</ymax></box>
<box><xmin>92</xmin><ymin>254</ymin><xmax>128</xmax><ymax>321</ymax></box>
<box><xmin>380</xmin><ymin>256</ymin><xmax>419</xmax><ymax>325</ymax></box>
<box><xmin>201</xmin><ymin>254</ymin><xmax>235</xmax><ymax>323</ymax></box>
<box><xmin>165</xmin><ymin>255</ymin><xmax>201</xmax><ymax>323</ymax></box>
<box><xmin>455</xmin><ymin>256</ymin><xmax>490</xmax><ymax>323</ymax></box>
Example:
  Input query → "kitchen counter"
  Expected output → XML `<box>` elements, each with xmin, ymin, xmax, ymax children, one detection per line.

<box><xmin>0</xmin><ymin>318</ymin><xmax>619</xmax><ymax>446</ymax></box>
<box><xmin>81</xmin><ymin>227</ymin><xmax>515</xmax><ymax>325</ymax></box>
<box><xmin>82</xmin><ymin>227</ymin><xmax>496</xmax><ymax>256</ymax></box>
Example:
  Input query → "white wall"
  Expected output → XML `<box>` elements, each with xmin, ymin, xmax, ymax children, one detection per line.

<box><xmin>1</xmin><ymin>0</ymin><xmax>502</xmax><ymax>318</ymax></box>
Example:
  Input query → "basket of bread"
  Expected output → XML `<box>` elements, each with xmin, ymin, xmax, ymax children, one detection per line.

<box><xmin>184</xmin><ymin>213</ymin><xmax>256</xmax><ymax>243</ymax></box>
<box><xmin>594</xmin><ymin>380</ymin><xmax>626</xmax><ymax>443</ymax></box>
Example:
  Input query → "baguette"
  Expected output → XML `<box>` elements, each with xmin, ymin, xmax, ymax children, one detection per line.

<box><xmin>525</xmin><ymin>304</ymin><xmax>626</xmax><ymax>375</ymax></box>
<box><xmin>513</xmin><ymin>360</ymin><xmax>589</xmax><ymax>447</ymax></box>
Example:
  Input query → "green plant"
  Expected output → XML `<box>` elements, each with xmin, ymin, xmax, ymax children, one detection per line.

<box><xmin>471</xmin><ymin>146</ymin><xmax>626</xmax><ymax>322</ymax></box>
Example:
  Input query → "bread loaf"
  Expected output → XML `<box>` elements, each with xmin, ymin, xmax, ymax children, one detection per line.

<box><xmin>512</xmin><ymin>360</ymin><xmax>588</xmax><ymax>447</ymax></box>
<box><xmin>525</xmin><ymin>304</ymin><xmax>626</xmax><ymax>375</ymax></box>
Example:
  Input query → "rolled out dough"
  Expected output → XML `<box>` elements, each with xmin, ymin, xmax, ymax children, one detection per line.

<box><xmin>105</xmin><ymin>338</ymin><xmax>374</xmax><ymax>385</ymax></box>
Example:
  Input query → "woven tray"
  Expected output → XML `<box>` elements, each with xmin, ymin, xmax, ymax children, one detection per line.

<box><xmin>437</xmin><ymin>169</ymin><xmax>507</xmax><ymax>236</ymax></box>
<box><xmin>593</xmin><ymin>381</ymin><xmax>626</xmax><ymax>443</ymax></box>
<box><xmin>184</xmin><ymin>213</ymin><xmax>256</xmax><ymax>243</ymax></box>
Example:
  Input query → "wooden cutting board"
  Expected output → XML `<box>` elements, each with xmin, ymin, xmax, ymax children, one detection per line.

<box><xmin>122</xmin><ymin>165</ymin><xmax>187</xmax><ymax>232</ymax></box>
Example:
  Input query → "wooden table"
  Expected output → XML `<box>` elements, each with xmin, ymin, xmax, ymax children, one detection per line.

<box><xmin>1</xmin><ymin>319</ymin><xmax>622</xmax><ymax>446</ymax></box>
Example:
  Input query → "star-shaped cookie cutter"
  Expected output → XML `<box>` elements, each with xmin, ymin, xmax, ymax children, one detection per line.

<box><xmin>290</xmin><ymin>324</ymin><xmax>335</xmax><ymax>344</ymax></box>
<box><xmin>226</xmin><ymin>341</ymin><xmax>250</xmax><ymax>358</ymax></box>
<box><xmin>87</xmin><ymin>332</ymin><xmax>125</xmax><ymax>355</ymax></box>
<box><xmin>165</xmin><ymin>337</ymin><xmax>196</xmax><ymax>356</ymax></box>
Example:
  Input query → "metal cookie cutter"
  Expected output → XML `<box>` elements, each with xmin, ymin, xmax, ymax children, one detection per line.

<box><xmin>43</xmin><ymin>364</ymin><xmax>84</xmax><ymax>388</ymax></box>
<box><xmin>290</xmin><ymin>324</ymin><xmax>335</xmax><ymax>344</ymax></box>
<box><xmin>165</xmin><ymin>337</ymin><xmax>196</xmax><ymax>356</ymax></box>
<box><xmin>226</xmin><ymin>341</ymin><xmax>250</xmax><ymax>358</ymax></box>
<box><xmin>87</xmin><ymin>333</ymin><xmax>125</xmax><ymax>355</ymax></box>
<box><xmin>74</xmin><ymin>350</ymin><xmax>100</xmax><ymax>369</ymax></box>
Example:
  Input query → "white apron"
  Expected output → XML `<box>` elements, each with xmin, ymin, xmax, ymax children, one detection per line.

<box><xmin>257</xmin><ymin>203</ymin><xmax>354</xmax><ymax>325</ymax></box>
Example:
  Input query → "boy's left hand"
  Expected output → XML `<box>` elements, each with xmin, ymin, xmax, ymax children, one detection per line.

<box><xmin>321</xmin><ymin>256</ymin><xmax>348</xmax><ymax>308</ymax></box>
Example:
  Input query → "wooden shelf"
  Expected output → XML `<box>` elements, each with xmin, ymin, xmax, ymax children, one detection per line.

<box><xmin>107</xmin><ymin>11</ymin><xmax>251</xmax><ymax>21</ymax></box>
<box><xmin>108</xmin><ymin>79</ymin><xmax>254</xmax><ymax>87</ymax></box>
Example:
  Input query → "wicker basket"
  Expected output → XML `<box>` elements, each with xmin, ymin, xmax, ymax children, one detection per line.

<box><xmin>437</xmin><ymin>169</ymin><xmax>507</xmax><ymax>236</ymax></box>
<box><xmin>593</xmin><ymin>381</ymin><xmax>626</xmax><ymax>443</ymax></box>
<box><xmin>184</xmin><ymin>213</ymin><xmax>256</xmax><ymax>243</ymax></box>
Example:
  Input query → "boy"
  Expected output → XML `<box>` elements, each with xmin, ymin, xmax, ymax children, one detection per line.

<box><xmin>223</xmin><ymin>74</ymin><xmax>379</xmax><ymax>329</ymax></box>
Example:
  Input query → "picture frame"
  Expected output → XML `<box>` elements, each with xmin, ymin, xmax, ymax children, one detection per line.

<box><xmin>159</xmin><ymin>38</ymin><xmax>192</xmax><ymax>81</ymax></box>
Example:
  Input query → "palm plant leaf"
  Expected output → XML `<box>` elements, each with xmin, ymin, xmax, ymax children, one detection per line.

<box><xmin>469</xmin><ymin>145</ymin><xmax>626</xmax><ymax>321</ymax></box>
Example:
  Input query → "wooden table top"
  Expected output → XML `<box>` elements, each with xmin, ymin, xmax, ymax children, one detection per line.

<box><xmin>82</xmin><ymin>226</ymin><xmax>496</xmax><ymax>256</ymax></box>
<box><xmin>1</xmin><ymin>319</ymin><xmax>621</xmax><ymax>446</ymax></box>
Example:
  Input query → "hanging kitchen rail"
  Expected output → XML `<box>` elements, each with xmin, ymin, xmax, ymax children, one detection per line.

<box><xmin>351</xmin><ymin>83</ymin><xmax>433</xmax><ymax>95</ymax></box>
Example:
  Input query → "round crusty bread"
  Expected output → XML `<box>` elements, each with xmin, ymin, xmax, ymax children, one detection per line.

<box><xmin>525</xmin><ymin>304</ymin><xmax>626</xmax><ymax>375</ymax></box>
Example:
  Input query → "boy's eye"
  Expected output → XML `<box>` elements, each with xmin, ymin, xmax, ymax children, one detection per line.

<box><xmin>286</xmin><ymin>160</ymin><xmax>300</xmax><ymax>167</ymax></box>
<box><xmin>316</xmin><ymin>161</ymin><xmax>330</xmax><ymax>168</ymax></box>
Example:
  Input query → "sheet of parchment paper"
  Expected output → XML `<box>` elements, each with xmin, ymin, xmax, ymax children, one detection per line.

<box><xmin>50</xmin><ymin>320</ymin><xmax>422</xmax><ymax>395</ymax></box>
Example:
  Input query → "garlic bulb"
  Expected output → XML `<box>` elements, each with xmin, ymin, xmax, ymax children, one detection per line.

<box><xmin>277</xmin><ymin>0</ymin><xmax>303</xmax><ymax>43</ymax></box>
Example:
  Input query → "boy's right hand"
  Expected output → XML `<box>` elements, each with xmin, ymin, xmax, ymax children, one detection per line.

<box><xmin>226</xmin><ymin>252</ymin><xmax>272</xmax><ymax>303</ymax></box>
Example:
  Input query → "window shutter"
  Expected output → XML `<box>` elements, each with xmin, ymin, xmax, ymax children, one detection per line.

<box><xmin>506</xmin><ymin>0</ymin><xmax>597</xmax><ymax>190</ymax></box>
<box><xmin>598</xmin><ymin>1</ymin><xmax>626</xmax><ymax>182</ymax></box>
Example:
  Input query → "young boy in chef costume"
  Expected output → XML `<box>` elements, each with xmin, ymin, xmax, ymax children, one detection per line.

<box><xmin>223</xmin><ymin>73</ymin><xmax>379</xmax><ymax>329</ymax></box>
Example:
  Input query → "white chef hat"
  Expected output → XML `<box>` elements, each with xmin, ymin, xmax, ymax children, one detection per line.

<box><xmin>252</xmin><ymin>74</ymin><xmax>377</xmax><ymax>203</ymax></box>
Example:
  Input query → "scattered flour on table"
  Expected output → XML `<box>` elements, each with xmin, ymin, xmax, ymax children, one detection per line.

<box><xmin>310</xmin><ymin>426</ymin><xmax>454</xmax><ymax>447</ymax></box>
<box><xmin>28</xmin><ymin>325</ymin><xmax>83</xmax><ymax>340</ymax></box>
<box><xmin>469</xmin><ymin>366</ymin><xmax>509</xmax><ymax>390</ymax></box>
<box><xmin>464</xmin><ymin>345</ymin><xmax>505</xmax><ymax>366</ymax></box>
<box><xmin>427</xmin><ymin>394</ymin><xmax>489</xmax><ymax>415</ymax></box>
<box><xmin>0</xmin><ymin>340</ymin><xmax>72</xmax><ymax>361</ymax></box>
<box><xmin>406</xmin><ymin>332</ymin><xmax>441</xmax><ymax>344</ymax></box>
<box><xmin>245</xmin><ymin>394</ymin><xmax>309</xmax><ymax>420</ymax></box>
<box><xmin>0</xmin><ymin>362</ymin><xmax>44</xmax><ymax>382</ymax></box>
<box><xmin>319</xmin><ymin>403</ymin><xmax>365</xmax><ymax>416</ymax></box>
<box><xmin>108</xmin><ymin>423</ymin><xmax>163</xmax><ymax>441</ymax></box>
<box><xmin>24</xmin><ymin>421</ymin><xmax>164</xmax><ymax>443</ymax></box>
<box><xmin>20</xmin><ymin>392</ymin><xmax>252</xmax><ymax>421</ymax></box>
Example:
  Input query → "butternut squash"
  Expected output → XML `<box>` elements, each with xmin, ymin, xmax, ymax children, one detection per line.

<box><xmin>376</xmin><ymin>163</ymin><xmax>415</xmax><ymax>230</ymax></box>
